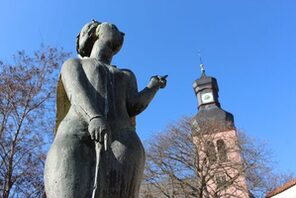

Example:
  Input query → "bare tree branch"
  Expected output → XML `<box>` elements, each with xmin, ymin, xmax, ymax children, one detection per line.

<box><xmin>0</xmin><ymin>46</ymin><xmax>70</xmax><ymax>197</ymax></box>
<box><xmin>141</xmin><ymin>117</ymin><xmax>294</xmax><ymax>198</ymax></box>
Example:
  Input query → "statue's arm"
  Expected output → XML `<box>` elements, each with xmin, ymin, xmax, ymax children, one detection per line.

<box><xmin>60</xmin><ymin>59</ymin><xmax>102</xmax><ymax>122</ymax></box>
<box><xmin>123</xmin><ymin>69</ymin><xmax>166</xmax><ymax>117</ymax></box>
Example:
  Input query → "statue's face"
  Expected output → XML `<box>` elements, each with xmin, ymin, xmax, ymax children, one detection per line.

<box><xmin>97</xmin><ymin>23</ymin><xmax>125</xmax><ymax>54</ymax></box>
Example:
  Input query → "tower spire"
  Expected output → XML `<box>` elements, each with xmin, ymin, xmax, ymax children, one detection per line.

<box><xmin>198</xmin><ymin>51</ymin><xmax>206</xmax><ymax>77</ymax></box>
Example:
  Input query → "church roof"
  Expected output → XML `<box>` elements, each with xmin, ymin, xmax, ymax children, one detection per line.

<box><xmin>265</xmin><ymin>178</ymin><xmax>296</xmax><ymax>198</ymax></box>
<box><xmin>192</xmin><ymin>105</ymin><xmax>235</xmax><ymax>135</ymax></box>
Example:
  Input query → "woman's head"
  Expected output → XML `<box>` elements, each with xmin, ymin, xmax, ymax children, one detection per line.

<box><xmin>76</xmin><ymin>20</ymin><xmax>124</xmax><ymax>57</ymax></box>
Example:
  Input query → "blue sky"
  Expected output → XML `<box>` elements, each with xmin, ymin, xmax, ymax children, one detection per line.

<box><xmin>1</xmin><ymin>0</ymin><xmax>295</xmax><ymax>174</ymax></box>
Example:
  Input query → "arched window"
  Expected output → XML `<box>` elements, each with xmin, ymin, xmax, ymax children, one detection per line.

<box><xmin>217</xmin><ymin>139</ymin><xmax>227</xmax><ymax>162</ymax></box>
<box><xmin>206</xmin><ymin>141</ymin><xmax>217</xmax><ymax>164</ymax></box>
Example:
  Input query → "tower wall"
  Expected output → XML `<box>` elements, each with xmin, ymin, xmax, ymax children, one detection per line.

<box><xmin>193</xmin><ymin>129</ymin><xmax>249</xmax><ymax>198</ymax></box>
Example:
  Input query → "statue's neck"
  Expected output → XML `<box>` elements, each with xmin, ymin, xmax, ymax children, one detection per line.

<box><xmin>90</xmin><ymin>41</ymin><xmax>113</xmax><ymax>65</ymax></box>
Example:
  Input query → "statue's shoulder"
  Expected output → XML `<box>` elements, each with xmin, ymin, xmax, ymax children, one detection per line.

<box><xmin>120</xmin><ymin>68</ymin><xmax>136</xmax><ymax>80</ymax></box>
<box><xmin>61</xmin><ymin>58</ymin><xmax>82</xmax><ymax>74</ymax></box>
<box><xmin>62</xmin><ymin>58</ymin><xmax>81</xmax><ymax>67</ymax></box>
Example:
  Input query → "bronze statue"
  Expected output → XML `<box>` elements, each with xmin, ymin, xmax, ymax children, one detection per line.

<box><xmin>44</xmin><ymin>20</ymin><xmax>167</xmax><ymax>198</ymax></box>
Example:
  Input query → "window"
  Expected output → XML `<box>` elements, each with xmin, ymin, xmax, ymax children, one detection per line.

<box><xmin>144</xmin><ymin>195</ymin><xmax>154</xmax><ymax>198</ymax></box>
<box><xmin>217</xmin><ymin>139</ymin><xmax>227</xmax><ymax>162</ymax></box>
<box><xmin>216</xmin><ymin>174</ymin><xmax>227</xmax><ymax>188</ymax></box>
<box><xmin>206</xmin><ymin>141</ymin><xmax>217</xmax><ymax>164</ymax></box>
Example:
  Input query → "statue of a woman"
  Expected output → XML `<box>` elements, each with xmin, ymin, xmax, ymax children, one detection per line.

<box><xmin>44</xmin><ymin>20</ymin><xmax>166</xmax><ymax>198</ymax></box>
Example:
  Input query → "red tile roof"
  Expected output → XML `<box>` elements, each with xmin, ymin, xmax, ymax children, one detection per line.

<box><xmin>266</xmin><ymin>178</ymin><xmax>296</xmax><ymax>198</ymax></box>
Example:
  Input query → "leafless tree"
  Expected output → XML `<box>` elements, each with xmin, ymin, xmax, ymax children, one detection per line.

<box><xmin>239</xmin><ymin>132</ymin><xmax>294</xmax><ymax>197</ymax></box>
<box><xmin>0</xmin><ymin>46</ymin><xmax>70</xmax><ymax>198</ymax></box>
<box><xmin>141</xmin><ymin>117</ymin><xmax>293</xmax><ymax>198</ymax></box>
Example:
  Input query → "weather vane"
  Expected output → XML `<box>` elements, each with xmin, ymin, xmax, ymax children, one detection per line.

<box><xmin>198</xmin><ymin>50</ymin><xmax>206</xmax><ymax>76</ymax></box>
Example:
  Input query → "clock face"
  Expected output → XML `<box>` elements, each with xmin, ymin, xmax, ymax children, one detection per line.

<box><xmin>201</xmin><ymin>92</ymin><xmax>214</xmax><ymax>104</ymax></box>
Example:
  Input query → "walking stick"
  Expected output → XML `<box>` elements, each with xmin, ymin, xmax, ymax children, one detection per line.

<box><xmin>92</xmin><ymin>133</ymin><xmax>108</xmax><ymax>198</ymax></box>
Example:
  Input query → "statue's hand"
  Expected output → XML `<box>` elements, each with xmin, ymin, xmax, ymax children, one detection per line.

<box><xmin>88</xmin><ymin>117</ymin><xmax>110</xmax><ymax>143</ymax></box>
<box><xmin>149</xmin><ymin>75</ymin><xmax>167</xmax><ymax>89</ymax></box>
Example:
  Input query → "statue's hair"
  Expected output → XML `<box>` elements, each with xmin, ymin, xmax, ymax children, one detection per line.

<box><xmin>76</xmin><ymin>20</ymin><xmax>101</xmax><ymax>57</ymax></box>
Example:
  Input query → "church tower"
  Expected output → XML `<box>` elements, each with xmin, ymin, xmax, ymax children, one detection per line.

<box><xmin>191</xmin><ymin>63</ymin><xmax>250</xmax><ymax>198</ymax></box>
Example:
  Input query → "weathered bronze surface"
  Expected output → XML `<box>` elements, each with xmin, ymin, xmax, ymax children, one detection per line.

<box><xmin>44</xmin><ymin>20</ymin><xmax>166</xmax><ymax>198</ymax></box>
